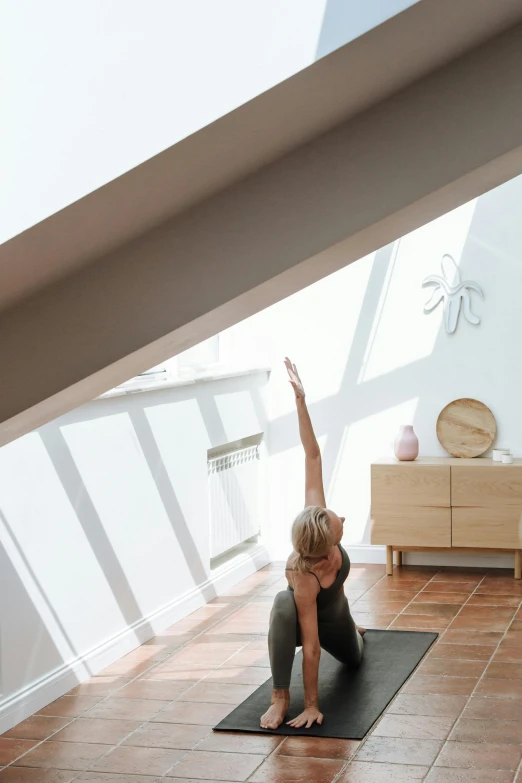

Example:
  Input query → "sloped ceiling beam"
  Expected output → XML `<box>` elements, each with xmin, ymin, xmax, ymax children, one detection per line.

<box><xmin>1</xmin><ymin>22</ymin><xmax>522</xmax><ymax>445</ymax></box>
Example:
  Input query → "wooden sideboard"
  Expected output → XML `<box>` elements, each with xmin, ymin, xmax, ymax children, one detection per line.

<box><xmin>371</xmin><ymin>457</ymin><xmax>522</xmax><ymax>579</ymax></box>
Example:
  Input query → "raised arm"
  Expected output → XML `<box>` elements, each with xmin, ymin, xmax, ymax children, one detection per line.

<box><xmin>285</xmin><ymin>358</ymin><xmax>326</xmax><ymax>508</ymax></box>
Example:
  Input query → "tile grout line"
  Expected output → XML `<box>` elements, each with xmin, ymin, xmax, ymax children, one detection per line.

<box><xmin>259</xmin><ymin>567</ymin><xmax>439</xmax><ymax>783</ymax></box>
<box><xmin>1</xmin><ymin>568</ymin><xmax>284</xmax><ymax>776</ymax></box>
<box><xmin>182</xmin><ymin>569</ymin><xmax>518</xmax><ymax>783</ymax></box>
<box><xmin>337</xmin><ymin>569</ymin><xmax>520</xmax><ymax>782</ymax></box>
<box><xmin>75</xmin><ymin>568</ymin><xmax>286</xmax><ymax>780</ymax></box>
<box><xmin>333</xmin><ymin>568</ymin><xmax>505</xmax><ymax>783</ymax></box>
<box><xmin>240</xmin><ymin>567</ymin><xmax>388</xmax><ymax>783</ymax></box>
<box><xmin>386</xmin><ymin>568</ymin><xmax>443</xmax><ymax>628</ymax></box>
<box><xmin>6</xmin><ymin>565</ymin><xmax>516</xmax><ymax>781</ymax></box>
<box><xmin>84</xmin><ymin>569</ymin><xmax>519</xmax><ymax>782</ymax></box>
<box><xmin>167</xmin><ymin>567</ymin><xmax>297</xmax><ymax>782</ymax></box>
<box><xmin>417</xmin><ymin>570</ymin><xmax>490</xmax><ymax>781</ymax></box>
<box><xmin>422</xmin><ymin>571</ymin><xmax>522</xmax><ymax>780</ymax></box>
<box><xmin>350</xmin><ymin>571</ymin><xmax>424</xmax><ymax>629</ymax></box>
<box><xmin>340</xmin><ymin>568</ymin><xmax>521</xmax><ymax>783</ymax></box>
<box><xmin>326</xmin><ymin>567</ymin><xmax>446</xmax><ymax>783</ymax></box>
<box><xmin>350</xmin><ymin>568</ymin><xmax>443</xmax><ymax>769</ymax></box>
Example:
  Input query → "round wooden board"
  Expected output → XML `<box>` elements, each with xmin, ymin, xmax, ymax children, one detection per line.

<box><xmin>436</xmin><ymin>398</ymin><xmax>496</xmax><ymax>458</ymax></box>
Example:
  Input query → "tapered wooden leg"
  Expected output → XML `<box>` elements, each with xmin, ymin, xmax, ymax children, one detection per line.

<box><xmin>515</xmin><ymin>550</ymin><xmax>521</xmax><ymax>580</ymax></box>
<box><xmin>396</xmin><ymin>550</ymin><xmax>403</xmax><ymax>567</ymax></box>
<box><xmin>386</xmin><ymin>545</ymin><xmax>393</xmax><ymax>576</ymax></box>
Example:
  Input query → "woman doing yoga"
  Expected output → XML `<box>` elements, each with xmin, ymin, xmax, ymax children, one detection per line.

<box><xmin>260</xmin><ymin>358</ymin><xmax>365</xmax><ymax>731</ymax></box>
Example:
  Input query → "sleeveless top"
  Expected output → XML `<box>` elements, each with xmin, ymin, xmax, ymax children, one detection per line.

<box><xmin>285</xmin><ymin>544</ymin><xmax>351</xmax><ymax>610</ymax></box>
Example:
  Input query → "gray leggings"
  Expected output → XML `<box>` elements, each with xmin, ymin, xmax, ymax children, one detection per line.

<box><xmin>268</xmin><ymin>589</ymin><xmax>364</xmax><ymax>689</ymax></box>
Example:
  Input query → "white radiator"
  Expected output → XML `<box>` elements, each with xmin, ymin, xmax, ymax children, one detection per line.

<box><xmin>208</xmin><ymin>445</ymin><xmax>261</xmax><ymax>559</ymax></box>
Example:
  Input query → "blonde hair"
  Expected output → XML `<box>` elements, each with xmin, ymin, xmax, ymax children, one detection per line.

<box><xmin>291</xmin><ymin>506</ymin><xmax>333</xmax><ymax>574</ymax></box>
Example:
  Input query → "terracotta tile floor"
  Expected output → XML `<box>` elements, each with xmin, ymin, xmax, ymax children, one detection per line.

<box><xmin>2</xmin><ymin>563</ymin><xmax>522</xmax><ymax>782</ymax></box>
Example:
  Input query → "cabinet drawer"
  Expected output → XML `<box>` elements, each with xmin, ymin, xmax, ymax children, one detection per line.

<box><xmin>452</xmin><ymin>507</ymin><xmax>522</xmax><ymax>549</ymax></box>
<box><xmin>371</xmin><ymin>505</ymin><xmax>451</xmax><ymax>547</ymax></box>
<box><xmin>371</xmin><ymin>465</ymin><xmax>450</xmax><ymax>508</ymax></box>
<box><xmin>452</xmin><ymin>466</ymin><xmax>522</xmax><ymax>507</ymax></box>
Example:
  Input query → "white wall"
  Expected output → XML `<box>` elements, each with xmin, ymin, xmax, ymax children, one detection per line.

<box><xmin>0</xmin><ymin>369</ymin><xmax>269</xmax><ymax>729</ymax></box>
<box><xmin>220</xmin><ymin>173</ymin><xmax>522</xmax><ymax>562</ymax></box>
<box><xmin>0</xmin><ymin>0</ymin><xmax>418</xmax><ymax>243</ymax></box>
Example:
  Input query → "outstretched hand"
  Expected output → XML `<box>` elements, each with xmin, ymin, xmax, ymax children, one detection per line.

<box><xmin>287</xmin><ymin>706</ymin><xmax>323</xmax><ymax>729</ymax></box>
<box><xmin>284</xmin><ymin>357</ymin><xmax>305</xmax><ymax>399</ymax></box>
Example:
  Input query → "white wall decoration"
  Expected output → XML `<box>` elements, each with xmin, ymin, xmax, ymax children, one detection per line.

<box><xmin>422</xmin><ymin>253</ymin><xmax>483</xmax><ymax>334</ymax></box>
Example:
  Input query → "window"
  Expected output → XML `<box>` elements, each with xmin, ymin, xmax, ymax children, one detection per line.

<box><xmin>116</xmin><ymin>335</ymin><xmax>220</xmax><ymax>390</ymax></box>
<box><xmin>177</xmin><ymin>335</ymin><xmax>220</xmax><ymax>377</ymax></box>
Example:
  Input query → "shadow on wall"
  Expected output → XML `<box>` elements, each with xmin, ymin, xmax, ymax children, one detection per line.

<box><xmin>265</xmin><ymin>173</ymin><xmax>522</xmax><ymax>548</ymax></box>
<box><xmin>266</xmin><ymin>241</ymin><xmax>404</xmax><ymax>545</ymax></box>
<box><xmin>0</xmin><ymin>370</ymin><xmax>268</xmax><ymax>713</ymax></box>
<box><xmin>315</xmin><ymin>0</ymin><xmax>419</xmax><ymax>59</ymax></box>
<box><xmin>0</xmin><ymin>521</ymin><xmax>68</xmax><ymax>697</ymax></box>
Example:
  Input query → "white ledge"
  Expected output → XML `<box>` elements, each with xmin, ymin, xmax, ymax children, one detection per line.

<box><xmin>97</xmin><ymin>366</ymin><xmax>271</xmax><ymax>399</ymax></box>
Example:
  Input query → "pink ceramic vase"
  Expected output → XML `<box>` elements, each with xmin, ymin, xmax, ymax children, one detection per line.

<box><xmin>394</xmin><ymin>425</ymin><xmax>419</xmax><ymax>461</ymax></box>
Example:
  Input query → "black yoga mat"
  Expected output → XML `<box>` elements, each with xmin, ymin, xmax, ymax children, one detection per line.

<box><xmin>214</xmin><ymin>629</ymin><xmax>437</xmax><ymax>739</ymax></box>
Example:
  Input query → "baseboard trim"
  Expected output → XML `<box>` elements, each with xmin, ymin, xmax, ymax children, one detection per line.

<box><xmin>346</xmin><ymin>544</ymin><xmax>516</xmax><ymax>569</ymax></box>
<box><xmin>346</xmin><ymin>545</ymin><xmax>387</xmax><ymax>564</ymax></box>
<box><xmin>0</xmin><ymin>543</ymin><xmax>270</xmax><ymax>734</ymax></box>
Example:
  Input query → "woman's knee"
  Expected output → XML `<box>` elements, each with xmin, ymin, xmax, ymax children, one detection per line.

<box><xmin>324</xmin><ymin>626</ymin><xmax>364</xmax><ymax>667</ymax></box>
<box><xmin>346</xmin><ymin>628</ymin><xmax>365</xmax><ymax>667</ymax></box>
<box><xmin>353</xmin><ymin>629</ymin><xmax>364</xmax><ymax>665</ymax></box>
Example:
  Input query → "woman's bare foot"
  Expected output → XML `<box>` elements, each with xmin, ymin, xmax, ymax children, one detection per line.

<box><xmin>260</xmin><ymin>688</ymin><xmax>290</xmax><ymax>730</ymax></box>
<box><xmin>357</xmin><ymin>625</ymin><xmax>366</xmax><ymax>637</ymax></box>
